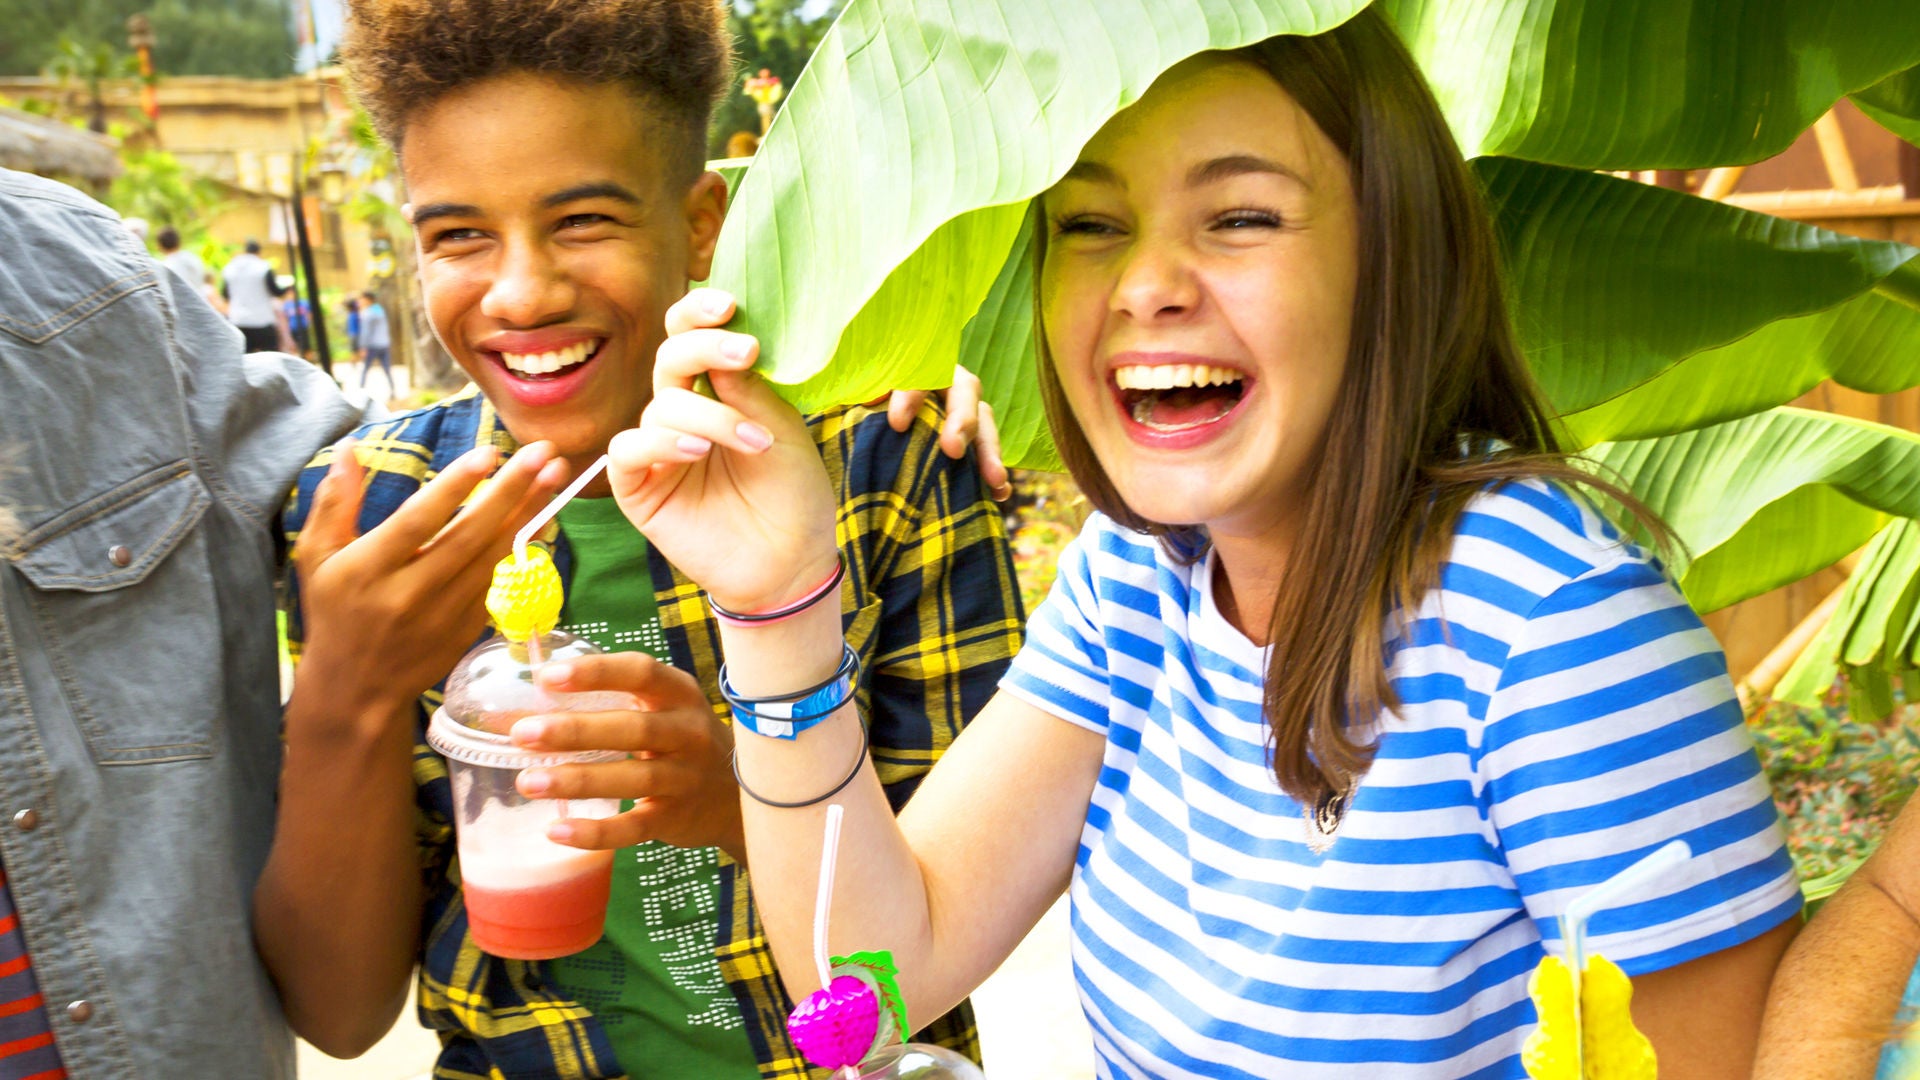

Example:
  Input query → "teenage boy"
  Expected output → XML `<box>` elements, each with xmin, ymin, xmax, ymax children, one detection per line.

<box><xmin>255</xmin><ymin>2</ymin><xmax>1024</xmax><ymax>1078</ymax></box>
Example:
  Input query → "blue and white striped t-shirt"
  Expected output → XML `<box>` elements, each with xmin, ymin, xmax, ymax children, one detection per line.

<box><xmin>1001</xmin><ymin>482</ymin><xmax>1800</xmax><ymax>1079</ymax></box>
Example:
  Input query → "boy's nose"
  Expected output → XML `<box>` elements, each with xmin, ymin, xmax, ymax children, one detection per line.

<box><xmin>481</xmin><ymin>244</ymin><xmax>575</xmax><ymax>325</ymax></box>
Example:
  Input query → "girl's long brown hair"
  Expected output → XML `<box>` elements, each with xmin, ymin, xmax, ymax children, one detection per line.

<box><xmin>1035</xmin><ymin>8</ymin><xmax>1667</xmax><ymax>810</ymax></box>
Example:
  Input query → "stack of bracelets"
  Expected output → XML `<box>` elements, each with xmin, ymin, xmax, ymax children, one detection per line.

<box><xmin>713</xmin><ymin>557</ymin><xmax>867</xmax><ymax>809</ymax></box>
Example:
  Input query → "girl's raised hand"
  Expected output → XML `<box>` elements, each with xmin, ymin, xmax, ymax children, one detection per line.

<box><xmin>609</xmin><ymin>288</ymin><xmax>840</xmax><ymax>614</ymax></box>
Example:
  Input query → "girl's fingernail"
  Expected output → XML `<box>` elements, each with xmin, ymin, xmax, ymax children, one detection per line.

<box><xmin>678</xmin><ymin>434</ymin><xmax>713</xmax><ymax>456</ymax></box>
<box><xmin>736</xmin><ymin>423</ymin><xmax>774</xmax><ymax>451</ymax></box>
<box><xmin>722</xmin><ymin>336</ymin><xmax>753</xmax><ymax>363</ymax></box>
<box><xmin>518</xmin><ymin>770</ymin><xmax>551</xmax><ymax>796</ymax></box>
<box><xmin>511</xmin><ymin>717</ymin><xmax>548</xmax><ymax>745</ymax></box>
<box><xmin>704</xmin><ymin>292</ymin><xmax>731</xmax><ymax>318</ymax></box>
<box><xmin>547</xmin><ymin>821</ymin><xmax>576</xmax><ymax>844</ymax></box>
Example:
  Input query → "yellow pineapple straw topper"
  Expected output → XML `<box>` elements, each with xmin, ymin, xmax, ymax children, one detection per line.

<box><xmin>486</xmin><ymin>455</ymin><xmax>612</xmax><ymax>647</ymax></box>
<box><xmin>1522</xmin><ymin>839</ymin><xmax>1690</xmax><ymax>1080</ymax></box>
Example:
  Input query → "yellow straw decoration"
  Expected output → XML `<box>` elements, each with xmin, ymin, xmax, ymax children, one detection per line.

<box><xmin>486</xmin><ymin>546</ymin><xmax>563</xmax><ymax>642</ymax></box>
<box><xmin>1522</xmin><ymin>954</ymin><xmax>1657</xmax><ymax>1080</ymax></box>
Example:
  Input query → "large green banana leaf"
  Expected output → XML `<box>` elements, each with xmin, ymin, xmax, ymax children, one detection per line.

<box><xmin>1585</xmin><ymin>408</ymin><xmax>1920</xmax><ymax>614</ymax></box>
<box><xmin>1379</xmin><ymin>0</ymin><xmax>1920</xmax><ymax>168</ymax></box>
<box><xmin>1853</xmin><ymin>64</ymin><xmax>1920</xmax><ymax>145</ymax></box>
<box><xmin>1774</xmin><ymin>517</ymin><xmax>1920</xmax><ymax>720</ymax></box>
<box><xmin>707</xmin><ymin>0</ymin><xmax>1372</xmax><ymax>415</ymax></box>
<box><xmin>1479</xmin><ymin>159</ymin><xmax>1920</xmax><ymax>426</ymax></box>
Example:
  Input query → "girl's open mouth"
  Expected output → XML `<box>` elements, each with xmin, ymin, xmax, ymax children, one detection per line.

<box><xmin>1112</xmin><ymin>363</ymin><xmax>1248</xmax><ymax>434</ymax></box>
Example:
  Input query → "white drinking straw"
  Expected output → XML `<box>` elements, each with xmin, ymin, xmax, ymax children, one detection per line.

<box><xmin>812</xmin><ymin>804</ymin><xmax>860</xmax><ymax>1079</ymax></box>
<box><xmin>1559</xmin><ymin>839</ymin><xmax>1691</xmax><ymax>1078</ymax></box>
<box><xmin>514</xmin><ymin>453</ymin><xmax>611</xmax><ymax>565</ymax></box>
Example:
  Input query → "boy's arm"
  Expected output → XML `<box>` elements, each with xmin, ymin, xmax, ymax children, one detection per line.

<box><xmin>1756</xmin><ymin>799</ymin><xmax>1920</xmax><ymax>1079</ymax></box>
<box><xmin>253</xmin><ymin>439</ymin><xmax>566</xmax><ymax>1058</ymax></box>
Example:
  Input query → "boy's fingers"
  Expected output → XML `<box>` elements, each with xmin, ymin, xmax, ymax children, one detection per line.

<box><xmin>886</xmin><ymin>390</ymin><xmax>926</xmax><ymax>433</ymax></box>
<box><xmin>976</xmin><ymin>401</ymin><xmax>1012</xmax><ymax>500</ymax></box>
<box><xmin>535</xmin><ymin>653</ymin><xmax>711</xmax><ymax>715</ymax></box>
<box><xmin>940</xmin><ymin>369</ymin><xmax>983</xmax><ymax>460</ymax></box>
<box><xmin>411</xmin><ymin>443</ymin><xmax>561</xmax><ymax>572</ymax></box>
<box><xmin>293</xmin><ymin>439</ymin><xmax>366</xmax><ymax>574</ymax></box>
<box><xmin>545</xmin><ymin>807</ymin><xmax>659</xmax><ymax>852</ymax></box>
<box><xmin>666</xmin><ymin>288</ymin><xmax>737</xmax><ymax>337</ymax></box>
<box><xmin>517</xmin><ymin>756</ymin><xmax>689</xmax><ymax>803</ymax></box>
<box><xmin>360</xmin><ymin>444</ymin><xmax>501</xmax><ymax>559</ymax></box>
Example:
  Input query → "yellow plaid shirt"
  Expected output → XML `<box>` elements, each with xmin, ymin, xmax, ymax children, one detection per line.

<box><xmin>284</xmin><ymin>386</ymin><xmax>1025</xmax><ymax>1079</ymax></box>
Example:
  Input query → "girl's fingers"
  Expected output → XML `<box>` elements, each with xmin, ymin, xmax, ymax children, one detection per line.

<box><xmin>665</xmin><ymin>288</ymin><xmax>737</xmax><ymax>337</ymax></box>
<box><xmin>606</xmin><ymin>428</ymin><xmax>690</xmax><ymax>518</ymax></box>
<box><xmin>653</xmin><ymin>327</ymin><xmax>759</xmax><ymax>393</ymax></box>
<box><xmin>643</xmin><ymin>386</ymin><xmax>776</xmax><ymax>454</ymax></box>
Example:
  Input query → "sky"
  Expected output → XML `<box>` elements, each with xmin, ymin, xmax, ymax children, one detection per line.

<box><xmin>300</xmin><ymin>0</ymin><xmax>836</xmax><ymax>70</ymax></box>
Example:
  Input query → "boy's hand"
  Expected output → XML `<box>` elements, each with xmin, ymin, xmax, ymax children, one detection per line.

<box><xmin>877</xmin><ymin>365</ymin><xmax>1012</xmax><ymax>501</ymax></box>
<box><xmin>509</xmin><ymin>653</ymin><xmax>744</xmax><ymax>861</ymax></box>
<box><xmin>607</xmin><ymin>288</ymin><xmax>840</xmax><ymax>614</ymax></box>
<box><xmin>292</xmin><ymin>438</ymin><xmax>570</xmax><ymax>722</ymax></box>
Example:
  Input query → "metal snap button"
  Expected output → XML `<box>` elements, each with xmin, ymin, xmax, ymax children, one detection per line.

<box><xmin>108</xmin><ymin>545</ymin><xmax>132</xmax><ymax>568</ymax></box>
<box><xmin>66</xmin><ymin>1000</ymin><xmax>92</xmax><ymax>1023</ymax></box>
<box><xmin>12</xmin><ymin>808</ymin><xmax>38</xmax><ymax>832</ymax></box>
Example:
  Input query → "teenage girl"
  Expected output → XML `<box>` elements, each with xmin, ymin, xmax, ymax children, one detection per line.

<box><xmin>576</xmin><ymin>11</ymin><xmax>1800</xmax><ymax>1078</ymax></box>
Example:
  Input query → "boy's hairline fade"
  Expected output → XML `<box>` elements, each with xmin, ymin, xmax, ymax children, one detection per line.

<box><xmin>340</xmin><ymin>0</ymin><xmax>735</xmax><ymax>186</ymax></box>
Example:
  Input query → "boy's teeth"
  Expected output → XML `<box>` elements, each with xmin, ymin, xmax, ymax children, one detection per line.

<box><xmin>501</xmin><ymin>340</ymin><xmax>597</xmax><ymax>376</ymax></box>
<box><xmin>1114</xmin><ymin>364</ymin><xmax>1243</xmax><ymax>390</ymax></box>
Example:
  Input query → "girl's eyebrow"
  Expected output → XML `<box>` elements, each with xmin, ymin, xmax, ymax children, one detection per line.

<box><xmin>1060</xmin><ymin>160</ymin><xmax>1122</xmax><ymax>187</ymax></box>
<box><xmin>1187</xmin><ymin>154</ymin><xmax>1311</xmax><ymax>191</ymax></box>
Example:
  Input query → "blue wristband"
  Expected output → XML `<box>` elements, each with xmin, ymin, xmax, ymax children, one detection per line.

<box><xmin>719</xmin><ymin>643</ymin><xmax>860</xmax><ymax>740</ymax></box>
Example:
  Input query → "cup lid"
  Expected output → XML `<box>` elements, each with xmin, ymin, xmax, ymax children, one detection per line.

<box><xmin>427</xmin><ymin>707</ymin><xmax>628</xmax><ymax>770</ymax></box>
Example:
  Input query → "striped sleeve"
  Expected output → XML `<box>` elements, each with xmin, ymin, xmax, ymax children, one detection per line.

<box><xmin>0</xmin><ymin>870</ymin><xmax>66</xmax><ymax>1080</ymax></box>
<box><xmin>1002</xmin><ymin>519</ymin><xmax>1118</xmax><ymax>734</ymax></box>
<box><xmin>1479</xmin><ymin>552</ymin><xmax>1801</xmax><ymax>975</ymax></box>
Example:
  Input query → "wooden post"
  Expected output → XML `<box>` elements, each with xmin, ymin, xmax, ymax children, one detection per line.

<box><xmin>1698</xmin><ymin>166</ymin><xmax>1746</xmax><ymax>201</ymax></box>
<box><xmin>1813</xmin><ymin>111</ymin><xmax>1861</xmax><ymax>193</ymax></box>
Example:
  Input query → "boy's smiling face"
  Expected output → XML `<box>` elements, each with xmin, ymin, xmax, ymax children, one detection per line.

<box><xmin>400</xmin><ymin>72</ymin><xmax>725</xmax><ymax>492</ymax></box>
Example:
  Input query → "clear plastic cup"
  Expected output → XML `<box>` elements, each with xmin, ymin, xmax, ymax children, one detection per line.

<box><xmin>428</xmin><ymin>631</ymin><xmax>632</xmax><ymax>960</ymax></box>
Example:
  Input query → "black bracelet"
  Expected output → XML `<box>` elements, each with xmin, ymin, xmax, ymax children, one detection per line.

<box><xmin>718</xmin><ymin>642</ymin><xmax>860</xmax><ymax>706</ymax></box>
<box><xmin>732</xmin><ymin>715</ymin><xmax>870</xmax><ymax>809</ymax></box>
<box><xmin>707</xmin><ymin>557</ymin><xmax>846</xmax><ymax>625</ymax></box>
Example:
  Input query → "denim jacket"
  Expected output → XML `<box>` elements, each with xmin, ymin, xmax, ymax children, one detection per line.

<box><xmin>0</xmin><ymin>169</ymin><xmax>361</xmax><ymax>1076</ymax></box>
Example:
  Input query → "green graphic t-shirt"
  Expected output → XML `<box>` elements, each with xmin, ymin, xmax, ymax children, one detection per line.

<box><xmin>546</xmin><ymin>497</ymin><xmax>760</xmax><ymax>1079</ymax></box>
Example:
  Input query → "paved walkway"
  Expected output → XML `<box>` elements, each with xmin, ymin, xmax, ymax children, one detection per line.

<box><xmin>296</xmin><ymin>898</ymin><xmax>1094</xmax><ymax>1078</ymax></box>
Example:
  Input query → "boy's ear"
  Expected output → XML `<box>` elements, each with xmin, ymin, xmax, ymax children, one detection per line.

<box><xmin>682</xmin><ymin>171</ymin><xmax>729</xmax><ymax>283</ymax></box>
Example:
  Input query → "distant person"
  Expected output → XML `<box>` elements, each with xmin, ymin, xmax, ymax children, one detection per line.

<box><xmin>278</xmin><ymin>279</ymin><xmax>312</xmax><ymax>359</ymax></box>
<box><xmin>221</xmin><ymin>239</ymin><xmax>289</xmax><ymax>353</ymax></box>
<box><xmin>354</xmin><ymin>289</ymin><xmax>392</xmax><ymax>395</ymax></box>
<box><xmin>156</xmin><ymin>226</ymin><xmax>206</xmax><ymax>289</ymax></box>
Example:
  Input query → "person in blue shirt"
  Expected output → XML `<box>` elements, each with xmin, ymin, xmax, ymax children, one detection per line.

<box><xmin>282</xmin><ymin>291</ymin><xmax>314</xmax><ymax>361</ymax></box>
<box><xmin>354</xmin><ymin>289</ymin><xmax>393</xmax><ymax>394</ymax></box>
<box><xmin>590</xmin><ymin>11</ymin><xmax>1802</xmax><ymax>1080</ymax></box>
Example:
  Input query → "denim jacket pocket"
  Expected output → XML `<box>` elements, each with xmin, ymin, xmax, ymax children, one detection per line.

<box><xmin>11</xmin><ymin>462</ymin><xmax>220</xmax><ymax>764</ymax></box>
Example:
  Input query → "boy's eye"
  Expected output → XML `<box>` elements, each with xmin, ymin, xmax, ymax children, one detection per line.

<box><xmin>427</xmin><ymin>226</ymin><xmax>485</xmax><ymax>247</ymax></box>
<box><xmin>560</xmin><ymin>213</ymin><xmax>613</xmax><ymax>230</ymax></box>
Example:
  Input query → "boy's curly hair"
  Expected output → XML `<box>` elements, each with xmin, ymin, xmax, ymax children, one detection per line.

<box><xmin>342</xmin><ymin>0</ymin><xmax>732</xmax><ymax>177</ymax></box>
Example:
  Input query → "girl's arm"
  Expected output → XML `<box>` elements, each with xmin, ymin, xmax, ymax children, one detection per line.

<box><xmin>722</xmin><ymin>600</ymin><xmax>1104</xmax><ymax>1020</ymax></box>
<box><xmin>1631</xmin><ymin>918</ymin><xmax>1799</xmax><ymax>1079</ymax></box>
<box><xmin>607</xmin><ymin>287</ymin><xmax>1104</xmax><ymax>1017</ymax></box>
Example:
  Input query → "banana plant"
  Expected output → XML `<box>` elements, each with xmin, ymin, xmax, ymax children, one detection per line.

<box><xmin>706</xmin><ymin>0</ymin><xmax>1920</xmax><ymax>667</ymax></box>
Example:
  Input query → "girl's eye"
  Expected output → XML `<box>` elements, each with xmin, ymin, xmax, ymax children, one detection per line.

<box><xmin>1216</xmin><ymin>209</ymin><xmax>1282</xmax><ymax>230</ymax></box>
<box><xmin>1050</xmin><ymin>215</ymin><xmax>1121</xmax><ymax>238</ymax></box>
